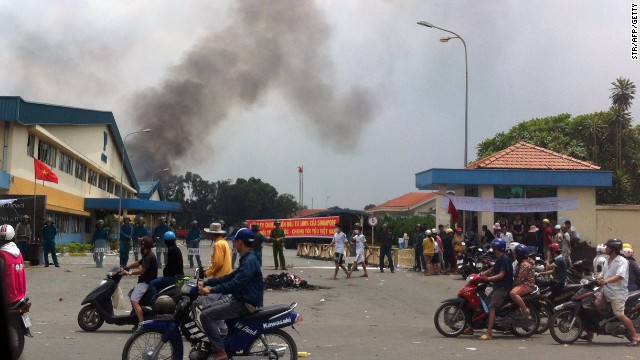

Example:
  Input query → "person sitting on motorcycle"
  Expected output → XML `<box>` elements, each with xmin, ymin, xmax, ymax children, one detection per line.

<box><xmin>509</xmin><ymin>244</ymin><xmax>535</xmax><ymax>318</ymax></box>
<box><xmin>538</xmin><ymin>243</ymin><xmax>567</xmax><ymax>298</ymax></box>
<box><xmin>622</xmin><ymin>247</ymin><xmax>640</xmax><ymax>291</ymax></box>
<box><xmin>0</xmin><ymin>225</ymin><xmax>27</xmax><ymax>305</ymax></box>
<box><xmin>148</xmin><ymin>231</ymin><xmax>184</xmax><ymax>300</ymax></box>
<box><xmin>584</xmin><ymin>238</ymin><xmax>640</xmax><ymax>345</ymax></box>
<box><xmin>592</xmin><ymin>244</ymin><xmax>608</xmax><ymax>278</ymax></box>
<box><xmin>476</xmin><ymin>238</ymin><xmax>514</xmax><ymax>340</ymax></box>
<box><xmin>122</xmin><ymin>237</ymin><xmax>158</xmax><ymax>326</ymax></box>
<box><xmin>198</xmin><ymin>228</ymin><xmax>263</xmax><ymax>360</ymax></box>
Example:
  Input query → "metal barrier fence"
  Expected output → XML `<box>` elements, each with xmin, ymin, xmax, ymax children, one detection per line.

<box><xmin>296</xmin><ymin>243</ymin><xmax>416</xmax><ymax>268</ymax></box>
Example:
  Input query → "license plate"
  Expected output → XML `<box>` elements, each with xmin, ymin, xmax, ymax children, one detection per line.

<box><xmin>22</xmin><ymin>314</ymin><xmax>31</xmax><ymax>328</ymax></box>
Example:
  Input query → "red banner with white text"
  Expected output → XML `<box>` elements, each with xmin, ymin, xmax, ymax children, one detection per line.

<box><xmin>247</xmin><ymin>216</ymin><xmax>339</xmax><ymax>238</ymax></box>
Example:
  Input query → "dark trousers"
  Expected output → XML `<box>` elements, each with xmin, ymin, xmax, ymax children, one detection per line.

<box><xmin>17</xmin><ymin>241</ymin><xmax>28</xmax><ymax>257</ymax></box>
<box><xmin>119</xmin><ymin>240</ymin><xmax>130</xmax><ymax>267</ymax></box>
<box><xmin>273</xmin><ymin>244</ymin><xmax>286</xmax><ymax>269</ymax></box>
<box><xmin>200</xmin><ymin>296</ymin><xmax>250</xmax><ymax>352</ymax></box>
<box><xmin>414</xmin><ymin>246</ymin><xmax>426</xmax><ymax>270</ymax></box>
<box><xmin>43</xmin><ymin>242</ymin><xmax>59</xmax><ymax>266</ymax></box>
<box><xmin>254</xmin><ymin>249</ymin><xmax>262</xmax><ymax>267</ymax></box>
<box><xmin>148</xmin><ymin>276</ymin><xmax>176</xmax><ymax>300</ymax></box>
<box><xmin>379</xmin><ymin>245</ymin><xmax>394</xmax><ymax>271</ymax></box>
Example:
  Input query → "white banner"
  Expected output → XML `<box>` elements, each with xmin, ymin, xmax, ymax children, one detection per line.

<box><xmin>441</xmin><ymin>196</ymin><xmax>578</xmax><ymax>213</ymax></box>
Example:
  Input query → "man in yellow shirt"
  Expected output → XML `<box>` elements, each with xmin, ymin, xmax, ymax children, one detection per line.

<box><xmin>204</xmin><ymin>223</ymin><xmax>232</xmax><ymax>278</ymax></box>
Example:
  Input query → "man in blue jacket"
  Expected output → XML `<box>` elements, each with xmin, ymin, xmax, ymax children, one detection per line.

<box><xmin>119</xmin><ymin>217</ymin><xmax>133</xmax><ymax>267</ymax></box>
<box><xmin>186</xmin><ymin>220</ymin><xmax>203</xmax><ymax>269</ymax></box>
<box><xmin>152</xmin><ymin>216</ymin><xmax>171</xmax><ymax>268</ymax></box>
<box><xmin>131</xmin><ymin>216</ymin><xmax>149</xmax><ymax>262</ymax></box>
<box><xmin>198</xmin><ymin>228</ymin><xmax>263</xmax><ymax>360</ymax></box>
<box><xmin>42</xmin><ymin>217</ymin><xmax>59</xmax><ymax>267</ymax></box>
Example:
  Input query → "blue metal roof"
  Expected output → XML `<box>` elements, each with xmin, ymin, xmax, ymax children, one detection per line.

<box><xmin>137</xmin><ymin>181</ymin><xmax>165</xmax><ymax>201</ymax></box>
<box><xmin>84</xmin><ymin>198</ymin><xmax>182</xmax><ymax>213</ymax></box>
<box><xmin>0</xmin><ymin>96</ymin><xmax>139</xmax><ymax>191</ymax></box>
<box><xmin>415</xmin><ymin>168</ymin><xmax>613</xmax><ymax>190</ymax></box>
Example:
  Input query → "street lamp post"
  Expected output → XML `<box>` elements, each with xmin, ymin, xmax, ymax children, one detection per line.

<box><xmin>118</xmin><ymin>129</ymin><xmax>151</xmax><ymax>223</ymax></box>
<box><xmin>151</xmin><ymin>168</ymin><xmax>170</xmax><ymax>181</ymax></box>
<box><xmin>417</xmin><ymin>20</ymin><xmax>468</xmax><ymax>166</ymax></box>
<box><xmin>418</xmin><ymin>20</ymin><xmax>469</xmax><ymax>231</ymax></box>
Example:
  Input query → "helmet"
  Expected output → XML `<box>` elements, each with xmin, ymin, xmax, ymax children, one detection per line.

<box><xmin>490</xmin><ymin>239</ymin><xmax>507</xmax><ymax>251</ymax></box>
<box><xmin>353</xmin><ymin>222</ymin><xmax>362</xmax><ymax>230</ymax></box>
<box><xmin>135</xmin><ymin>216</ymin><xmax>145</xmax><ymax>224</ymax></box>
<box><xmin>154</xmin><ymin>295</ymin><xmax>176</xmax><ymax>314</ymax></box>
<box><xmin>241</xmin><ymin>221</ymin><xmax>248</xmax><ymax>228</ymax></box>
<box><xmin>431</xmin><ymin>228</ymin><xmax>437</xmax><ymax>233</ymax></box>
<box><xmin>515</xmin><ymin>244</ymin><xmax>529</xmax><ymax>257</ymax></box>
<box><xmin>97</xmin><ymin>219</ymin><xmax>104</xmax><ymax>225</ymax></box>
<box><xmin>445</xmin><ymin>228</ymin><xmax>454</xmax><ymax>234</ymax></box>
<box><xmin>509</xmin><ymin>241</ymin><xmax>520</xmax><ymax>252</ymax></box>
<box><xmin>274</xmin><ymin>219</ymin><xmax>281</xmax><ymax>225</ymax></box>
<box><xmin>623</xmin><ymin>248</ymin><xmax>634</xmax><ymax>258</ymax></box>
<box><xmin>382</xmin><ymin>223</ymin><xmax>388</xmax><ymax>228</ymax></box>
<box><xmin>251</xmin><ymin>223</ymin><xmax>260</xmax><ymax>231</ymax></box>
<box><xmin>170</xmin><ymin>218</ymin><xmax>176</xmax><ymax>224</ymax></box>
<box><xmin>159</xmin><ymin>216</ymin><xmax>166</xmax><ymax>222</ymax></box>
<box><xmin>554</xmin><ymin>224</ymin><xmax>561</xmax><ymax>230</ymax></box>
<box><xmin>140</xmin><ymin>237</ymin><xmax>155</xmax><ymax>249</ymax></box>
<box><xmin>164</xmin><ymin>231</ymin><xmax>176</xmax><ymax>241</ymax></box>
<box><xmin>550</xmin><ymin>243</ymin><xmax>561</xmax><ymax>253</ymax></box>
<box><xmin>605</xmin><ymin>238</ymin><xmax>623</xmax><ymax>252</ymax></box>
<box><xmin>234</xmin><ymin>228</ymin><xmax>254</xmax><ymax>246</ymax></box>
<box><xmin>0</xmin><ymin>224</ymin><xmax>15</xmax><ymax>241</ymax></box>
<box><xmin>596</xmin><ymin>244</ymin><xmax>607</xmax><ymax>254</ymax></box>
<box><xmin>21</xmin><ymin>215</ymin><xmax>30</xmax><ymax>221</ymax></box>
<box><xmin>624</xmin><ymin>243</ymin><xmax>633</xmax><ymax>249</ymax></box>
<box><xmin>425</xmin><ymin>230</ymin><xmax>432</xmax><ymax>235</ymax></box>
<box><xmin>45</xmin><ymin>217</ymin><xmax>53</xmax><ymax>223</ymax></box>
<box><xmin>191</xmin><ymin>220</ymin><xmax>198</xmax><ymax>226</ymax></box>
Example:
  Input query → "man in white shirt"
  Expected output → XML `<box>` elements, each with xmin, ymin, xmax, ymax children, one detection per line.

<box><xmin>347</xmin><ymin>223</ymin><xmax>368</xmax><ymax>278</ymax></box>
<box><xmin>325</xmin><ymin>223</ymin><xmax>350</xmax><ymax>280</ymax></box>
<box><xmin>585</xmin><ymin>238</ymin><xmax>640</xmax><ymax>345</ymax></box>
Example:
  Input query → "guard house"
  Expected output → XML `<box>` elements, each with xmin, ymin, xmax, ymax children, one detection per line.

<box><xmin>415</xmin><ymin>142</ymin><xmax>612</xmax><ymax>244</ymax></box>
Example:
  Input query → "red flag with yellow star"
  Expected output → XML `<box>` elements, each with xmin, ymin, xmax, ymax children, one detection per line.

<box><xmin>34</xmin><ymin>158</ymin><xmax>58</xmax><ymax>183</ymax></box>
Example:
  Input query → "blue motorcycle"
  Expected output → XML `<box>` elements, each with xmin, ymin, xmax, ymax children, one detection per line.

<box><xmin>121</xmin><ymin>278</ymin><xmax>302</xmax><ymax>360</ymax></box>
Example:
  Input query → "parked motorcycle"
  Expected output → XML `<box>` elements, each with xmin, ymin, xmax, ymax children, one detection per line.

<box><xmin>549</xmin><ymin>278</ymin><xmax>640</xmax><ymax>344</ymax></box>
<box><xmin>434</xmin><ymin>273</ymin><xmax>540</xmax><ymax>338</ymax></box>
<box><xmin>8</xmin><ymin>297</ymin><xmax>32</xmax><ymax>359</ymax></box>
<box><xmin>77</xmin><ymin>267</ymin><xmax>172</xmax><ymax>331</ymax></box>
<box><xmin>457</xmin><ymin>245</ymin><xmax>494</xmax><ymax>280</ymax></box>
<box><xmin>121</xmin><ymin>277</ymin><xmax>302</xmax><ymax>360</ymax></box>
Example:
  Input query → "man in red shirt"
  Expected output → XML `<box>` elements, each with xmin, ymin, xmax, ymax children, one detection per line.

<box><xmin>0</xmin><ymin>224</ymin><xmax>27</xmax><ymax>304</ymax></box>
<box><xmin>542</xmin><ymin>219</ymin><xmax>554</xmax><ymax>260</ymax></box>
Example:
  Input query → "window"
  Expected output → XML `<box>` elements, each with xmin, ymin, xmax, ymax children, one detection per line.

<box><xmin>88</xmin><ymin>170</ymin><xmax>98</xmax><ymax>186</ymax></box>
<box><xmin>107</xmin><ymin>178</ymin><xmax>115</xmax><ymax>194</ymax></box>
<box><xmin>59</xmin><ymin>153</ymin><xmax>73</xmax><ymax>175</ymax></box>
<box><xmin>27</xmin><ymin>134</ymin><xmax>35</xmax><ymax>157</ymax></box>
<box><xmin>75</xmin><ymin>162</ymin><xmax>87</xmax><ymax>181</ymax></box>
<box><xmin>98</xmin><ymin>174</ymin><xmax>107</xmax><ymax>190</ymax></box>
<box><xmin>37</xmin><ymin>140</ymin><xmax>57</xmax><ymax>167</ymax></box>
<box><xmin>70</xmin><ymin>217</ymin><xmax>82</xmax><ymax>233</ymax></box>
<box><xmin>56</xmin><ymin>215</ymin><xmax>69</xmax><ymax>234</ymax></box>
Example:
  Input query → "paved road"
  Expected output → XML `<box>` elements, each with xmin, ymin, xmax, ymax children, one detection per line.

<box><xmin>19</xmin><ymin>244</ymin><xmax>639</xmax><ymax>359</ymax></box>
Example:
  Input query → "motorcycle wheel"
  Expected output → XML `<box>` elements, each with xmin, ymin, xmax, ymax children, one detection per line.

<box><xmin>77</xmin><ymin>305</ymin><xmax>104</xmax><ymax>331</ymax></box>
<box><xmin>122</xmin><ymin>329</ymin><xmax>176</xmax><ymax>360</ymax></box>
<box><xmin>510</xmin><ymin>308</ymin><xmax>540</xmax><ymax>337</ymax></box>
<box><xmin>9</xmin><ymin>316</ymin><xmax>25</xmax><ymax>360</ymax></box>
<box><xmin>549</xmin><ymin>309</ymin><xmax>583</xmax><ymax>344</ymax></box>
<box><xmin>243</xmin><ymin>329</ymin><xmax>298</xmax><ymax>360</ymax></box>
<box><xmin>534</xmin><ymin>304</ymin><xmax>553</xmax><ymax>334</ymax></box>
<box><xmin>434</xmin><ymin>302</ymin><xmax>468</xmax><ymax>337</ymax></box>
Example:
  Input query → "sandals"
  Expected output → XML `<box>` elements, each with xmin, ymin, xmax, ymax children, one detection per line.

<box><xmin>627</xmin><ymin>338</ymin><xmax>640</xmax><ymax>347</ymax></box>
<box><xmin>359</xmin><ymin>274</ymin><xmax>368</xmax><ymax>277</ymax></box>
<box><xmin>463</xmin><ymin>327</ymin><xmax>474</xmax><ymax>335</ymax></box>
<box><xmin>478</xmin><ymin>334</ymin><xmax>492</xmax><ymax>340</ymax></box>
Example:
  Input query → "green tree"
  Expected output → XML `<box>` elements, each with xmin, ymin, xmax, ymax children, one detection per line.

<box><xmin>610</xmin><ymin>77</ymin><xmax>636</xmax><ymax>170</ymax></box>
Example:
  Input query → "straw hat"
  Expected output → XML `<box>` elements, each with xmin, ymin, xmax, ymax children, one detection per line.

<box><xmin>204</xmin><ymin>222</ymin><xmax>226</xmax><ymax>234</ymax></box>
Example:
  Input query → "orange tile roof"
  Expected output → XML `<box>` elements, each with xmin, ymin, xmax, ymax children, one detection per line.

<box><xmin>465</xmin><ymin>141</ymin><xmax>600</xmax><ymax>170</ymax></box>
<box><xmin>371</xmin><ymin>192</ymin><xmax>437</xmax><ymax>211</ymax></box>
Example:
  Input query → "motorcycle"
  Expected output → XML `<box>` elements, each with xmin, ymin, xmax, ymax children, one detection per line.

<box><xmin>7</xmin><ymin>297</ymin><xmax>32</xmax><ymax>359</ymax></box>
<box><xmin>533</xmin><ymin>277</ymin><xmax>585</xmax><ymax>334</ymax></box>
<box><xmin>549</xmin><ymin>278</ymin><xmax>640</xmax><ymax>344</ymax></box>
<box><xmin>77</xmin><ymin>267</ymin><xmax>173</xmax><ymax>331</ymax></box>
<box><xmin>434</xmin><ymin>273</ymin><xmax>540</xmax><ymax>338</ymax></box>
<box><xmin>457</xmin><ymin>245</ymin><xmax>494</xmax><ymax>280</ymax></box>
<box><xmin>121</xmin><ymin>277</ymin><xmax>302</xmax><ymax>360</ymax></box>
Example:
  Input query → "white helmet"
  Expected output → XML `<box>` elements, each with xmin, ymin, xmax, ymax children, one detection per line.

<box><xmin>596</xmin><ymin>244</ymin><xmax>607</xmax><ymax>254</ymax></box>
<box><xmin>0</xmin><ymin>224</ymin><xmax>15</xmax><ymax>241</ymax></box>
<box><xmin>509</xmin><ymin>241</ymin><xmax>520</xmax><ymax>251</ymax></box>
<box><xmin>425</xmin><ymin>230</ymin><xmax>432</xmax><ymax>235</ymax></box>
<box><xmin>431</xmin><ymin>228</ymin><xmax>437</xmax><ymax>233</ymax></box>
<box><xmin>623</xmin><ymin>248</ymin><xmax>634</xmax><ymax>258</ymax></box>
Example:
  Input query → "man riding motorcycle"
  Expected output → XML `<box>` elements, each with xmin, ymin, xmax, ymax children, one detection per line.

<box><xmin>583</xmin><ymin>238</ymin><xmax>640</xmax><ymax>346</ymax></box>
<box><xmin>198</xmin><ymin>228</ymin><xmax>263</xmax><ymax>360</ymax></box>
<box><xmin>0</xmin><ymin>224</ymin><xmax>26</xmax><ymax>305</ymax></box>
<box><xmin>475</xmin><ymin>238</ymin><xmax>514</xmax><ymax>340</ymax></box>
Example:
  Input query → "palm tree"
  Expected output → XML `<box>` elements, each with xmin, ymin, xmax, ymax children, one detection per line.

<box><xmin>610</xmin><ymin>77</ymin><xmax>636</xmax><ymax>170</ymax></box>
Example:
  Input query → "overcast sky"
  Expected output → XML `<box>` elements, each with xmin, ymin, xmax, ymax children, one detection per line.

<box><xmin>1</xmin><ymin>1</ymin><xmax>637</xmax><ymax>210</ymax></box>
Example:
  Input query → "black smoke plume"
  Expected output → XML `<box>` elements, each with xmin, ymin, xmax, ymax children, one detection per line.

<box><xmin>128</xmin><ymin>0</ymin><xmax>378</xmax><ymax>179</ymax></box>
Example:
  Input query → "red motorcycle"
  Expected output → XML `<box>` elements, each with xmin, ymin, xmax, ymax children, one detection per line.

<box><xmin>8</xmin><ymin>297</ymin><xmax>32</xmax><ymax>359</ymax></box>
<box><xmin>434</xmin><ymin>273</ymin><xmax>540</xmax><ymax>337</ymax></box>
